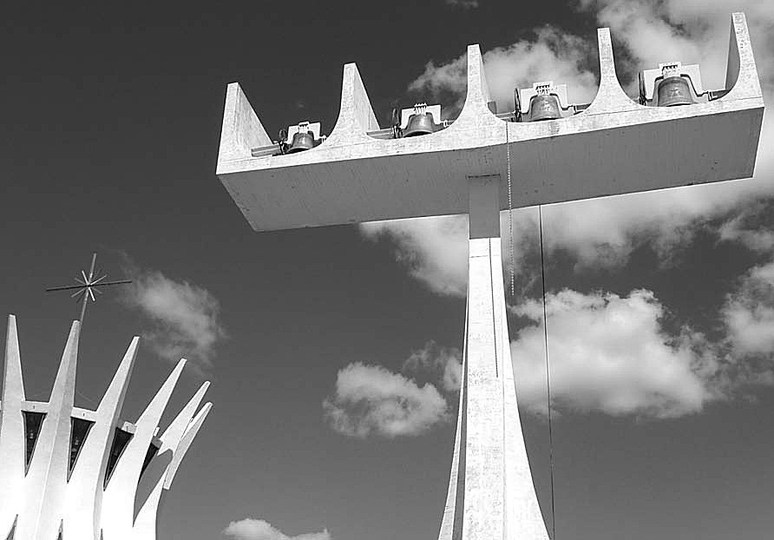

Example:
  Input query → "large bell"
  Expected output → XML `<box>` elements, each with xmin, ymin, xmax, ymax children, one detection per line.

<box><xmin>528</xmin><ymin>94</ymin><xmax>562</xmax><ymax>121</ymax></box>
<box><xmin>403</xmin><ymin>112</ymin><xmax>436</xmax><ymax>137</ymax></box>
<box><xmin>286</xmin><ymin>130</ymin><xmax>315</xmax><ymax>153</ymax></box>
<box><xmin>656</xmin><ymin>76</ymin><xmax>694</xmax><ymax>107</ymax></box>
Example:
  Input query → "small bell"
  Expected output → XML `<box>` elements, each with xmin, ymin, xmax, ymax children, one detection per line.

<box><xmin>286</xmin><ymin>130</ymin><xmax>315</xmax><ymax>153</ymax></box>
<box><xmin>656</xmin><ymin>76</ymin><xmax>694</xmax><ymax>107</ymax></box>
<box><xmin>403</xmin><ymin>112</ymin><xmax>436</xmax><ymax>137</ymax></box>
<box><xmin>528</xmin><ymin>94</ymin><xmax>561</xmax><ymax>121</ymax></box>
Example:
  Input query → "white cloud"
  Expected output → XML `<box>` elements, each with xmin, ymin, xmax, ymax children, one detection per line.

<box><xmin>122</xmin><ymin>269</ymin><xmax>225</xmax><ymax>370</ymax></box>
<box><xmin>222</xmin><ymin>519</ymin><xmax>330</xmax><ymax>540</ymax></box>
<box><xmin>510</xmin><ymin>289</ymin><xmax>712</xmax><ymax>417</ymax></box>
<box><xmin>360</xmin><ymin>215</ymin><xmax>469</xmax><ymax>296</ymax></box>
<box><xmin>723</xmin><ymin>260</ymin><xmax>774</xmax><ymax>358</ymax></box>
<box><xmin>718</xmin><ymin>205</ymin><xmax>774</xmax><ymax>253</ymax></box>
<box><xmin>508</xmin><ymin>281</ymin><xmax>774</xmax><ymax>418</ymax></box>
<box><xmin>323</xmin><ymin>363</ymin><xmax>449</xmax><ymax>438</ymax></box>
<box><xmin>402</xmin><ymin>340</ymin><xmax>462</xmax><ymax>392</ymax></box>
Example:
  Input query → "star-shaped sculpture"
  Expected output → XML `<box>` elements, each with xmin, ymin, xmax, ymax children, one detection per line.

<box><xmin>46</xmin><ymin>253</ymin><xmax>132</xmax><ymax>322</ymax></box>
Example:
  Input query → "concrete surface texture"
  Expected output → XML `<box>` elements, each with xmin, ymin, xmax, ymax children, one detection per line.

<box><xmin>435</xmin><ymin>177</ymin><xmax>549</xmax><ymax>540</ymax></box>
<box><xmin>0</xmin><ymin>316</ymin><xmax>212</xmax><ymax>540</ymax></box>
<box><xmin>217</xmin><ymin>13</ymin><xmax>763</xmax><ymax>232</ymax></box>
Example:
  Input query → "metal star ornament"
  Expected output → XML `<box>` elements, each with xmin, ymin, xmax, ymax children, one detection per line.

<box><xmin>45</xmin><ymin>253</ymin><xmax>132</xmax><ymax>322</ymax></box>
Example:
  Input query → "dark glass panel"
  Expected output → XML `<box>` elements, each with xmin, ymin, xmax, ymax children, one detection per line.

<box><xmin>103</xmin><ymin>427</ymin><xmax>132</xmax><ymax>488</ymax></box>
<box><xmin>68</xmin><ymin>417</ymin><xmax>94</xmax><ymax>477</ymax></box>
<box><xmin>22</xmin><ymin>411</ymin><xmax>46</xmax><ymax>471</ymax></box>
<box><xmin>140</xmin><ymin>442</ymin><xmax>160</xmax><ymax>477</ymax></box>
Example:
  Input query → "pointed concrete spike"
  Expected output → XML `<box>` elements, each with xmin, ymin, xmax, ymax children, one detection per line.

<box><xmin>101</xmin><ymin>358</ymin><xmax>187</xmax><ymax>536</ymax></box>
<box><xmin>582</xmin><ymin>28</ymin><xmax>638</xmax><ymax>116</ymax></box>
<box><xmin>136</xmin><ymin>358</ymin><xmax>186</xmax><ymax>426</ymax></box>
<box><xmin>49</xmin><ymin>321</ymin><xmax>80</xmax><ymax>409</ymax></box>
<box><xmin>725</xmin><ymin>12</ymin><xmax>762</xmax><ymax>100</ymax></box>
<box><xmin>160</xmin><ymin>381</ymin><xmax>210</xmax><ymax>446</ymax></box>
<box><xmin>460</xmin><ymin>44</ymin><xmax>492</xmax><ymax>114</ymax></box>
<box><xmin>2</xmin><ymin>315</ymin><xmax>24</xmax><ymax>402</ymax></box>
<box><xmin>217</xmin><ymin>82</ymin><xmax>271</xmax><ymax>168</ymax></box>
<box><xmin>20</xmin><ymin>321</ymin><xmax>81</xmax><ymax>538</ymax></box>
<box><xmin>62</xmin><ymin>336</ymin><xmax>141</xmax><ymax>540</ymax></box>
<box><xmin>163</xmin><ymin>402</ymin><xmax>211</xmax><ymax>489</ymax></box>
<box><xmin>97</xmin><ymin>337</ymin><xmax>139</xmax><ymax>417</ymax></box>
<box><xmin>0</xmin><ymin>317</ymin><xmax>25</xmax><ymax>537</ymax></box>
<box><xmin>326</xmin><ymin>62</ymin><xmax>378</xmax><ymax>144</ymax></box>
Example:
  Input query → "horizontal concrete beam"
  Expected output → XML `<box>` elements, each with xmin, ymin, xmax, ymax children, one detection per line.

<box><xmin>217</xmin><ymin>13</ymin><xmax>764</xmax><ymax>232</ymax></box>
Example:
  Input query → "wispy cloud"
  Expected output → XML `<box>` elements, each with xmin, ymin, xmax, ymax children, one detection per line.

<box><xmin>323</xmin><ymin>362</ymin><xmax>449</xmax><ymax>438</ymax></box>
<box><xmin>402</xmin><ymin>340</ymin><xmax>462</xmax><ymax>392</ymax></box>
<box><xmin>723</xmin><ymin>260</ymin><xmax>774</xmax><ymax>359</ymax></box>
<box><xmin>361</xmin><ymin>216</ymin><xmax>469</xmax><ymax>296</ymax></box>
<box><xmin>121</xmin><ymin>268</ymin><xmax>226</xmax><ymax>371</ymax></box>
<box><xmin>222</xmin><ymin>519</ymin><xmax>330</xmax><ymax>540</ymax></box>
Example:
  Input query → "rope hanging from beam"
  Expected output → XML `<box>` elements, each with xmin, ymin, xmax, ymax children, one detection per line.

<box><xmin>539</xmin><ymin>205</ymin><xmax>557</xmax><ymax>540</ymax></box>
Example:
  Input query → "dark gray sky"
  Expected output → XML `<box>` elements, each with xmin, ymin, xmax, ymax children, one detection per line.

<box><xmin>1</xmin><ymin>1</ymin><xmax>773</xmax><ymax>540</ymax></box>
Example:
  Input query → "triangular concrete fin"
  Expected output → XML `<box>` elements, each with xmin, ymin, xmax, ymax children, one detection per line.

<box><xmin>163</xmin><ymin>402</ymin><xmax>211</xmax><ymax>490</ymax></box>
<box><xmin>136</xmin><ymin>358</ymin><xmax>186</xmax><ymax>427</ymax></box>
<box><xmin>131</xmin><ymin>380</ymin><xmax>211</xmax><ymax>511</ymax></box>
<box><xmin>2</xmin><ymin>315</ymin><xmax>25</xmax><ymax>402</ymax></box>
<box><xmin>460</xmin><ymin>44</ymin><xmax>492</xmax><ymax>115</ymax></box>
<box><xmin>160</xmin><ymin>381</ymin><xmax>210</xmax><ymax>447</ymax></box>
<box><xmin>326</xmin><ymin>62</ymin><xmax>378</xmax><ymax>144</ymax></box>
<box><xmin>97</xmin><ymin>337</ymin><xmax>139</xmax><ymax>420</ymax></box>
<box><xmin>48</xmin><ymin>321</ymin><xmax>80</xmax><ymax>409</ymax></box>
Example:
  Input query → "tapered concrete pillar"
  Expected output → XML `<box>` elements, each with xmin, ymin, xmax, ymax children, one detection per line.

<box><xmin>438</xmin><ymin>176</ymin><xmax>549</xmax><ymax>540</ymax></box>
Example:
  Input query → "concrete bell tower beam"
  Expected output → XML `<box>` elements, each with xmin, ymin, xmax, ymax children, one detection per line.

<box><xmin>217</xmin><ymin>14</ymin><xmax>763</xmax><ymax>233</ymax></box>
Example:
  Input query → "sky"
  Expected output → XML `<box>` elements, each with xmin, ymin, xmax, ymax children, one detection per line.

<box><xmin>0</xmin><ymin>1</ymin><xmax>773</xmax><ymax>539</ymax></box>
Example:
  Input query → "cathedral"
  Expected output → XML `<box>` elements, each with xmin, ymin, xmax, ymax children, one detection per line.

<box><xmin>0</xmin><ymin>316</ymin><xmax>211</xmax><ymax>540</ymax></box>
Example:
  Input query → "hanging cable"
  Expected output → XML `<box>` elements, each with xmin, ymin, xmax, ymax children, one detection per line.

<box><xmin>538</xmin><ymin>204</ymin><xmax>557</xmax><ymax>540</ymax></box>
<box><xmin>506</xmin><ymin>123</ymin><xmax>515</xmax><ymax>296</ymax></box>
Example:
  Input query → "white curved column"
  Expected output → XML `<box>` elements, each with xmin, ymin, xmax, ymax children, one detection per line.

<box><xmin>101</xmin><ymin>359</ymin><xmax>185</xmax><ymax>539</ymax></box>
<box><xmin>132</xmin><ymin>382</ymin><xmax>210</xmax><ymax>539</ymax></box>
<box><xmin>438</xmin><ymin>176</ymin><xmax>548</xmax><ymax>540</ymax></box>
<box><xmin>17</xmin><ymin>322</ymin><xmax>80</xmax><ymax>540</ymax></box>
<box><xmin>0</xmin><ymin>316</ymin><xmax>25</xmax><ymax>536</ymax></box>
<box><xmin>64</xmin><ymin>337</ymin><xmax>139</xmax><ymax>540</ymax></box>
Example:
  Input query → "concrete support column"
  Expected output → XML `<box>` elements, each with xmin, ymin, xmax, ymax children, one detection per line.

<box><xmin>438</xmin><ymin>175</ymin><xmax>548</xmax><ymax>540</ymax></box>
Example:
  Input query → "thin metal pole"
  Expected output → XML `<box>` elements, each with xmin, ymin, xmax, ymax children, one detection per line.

<box><xmin>79</xmin><ymin>253</ymin><xmax>98</xmax><ymax>322</ymax></box>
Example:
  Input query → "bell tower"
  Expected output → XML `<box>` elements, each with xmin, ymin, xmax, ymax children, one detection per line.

<box><xmin>215</xmin><ymin>13</ymin><xmax>763</xmax><ymax>539</ymax></box>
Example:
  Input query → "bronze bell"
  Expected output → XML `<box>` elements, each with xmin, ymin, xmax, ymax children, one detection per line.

<box><xmin>657</xmin><ymin>76</ymin><xmax>694</xmax><ymax>107</ymax></box>
<box><xmin>528</xmin><ymin>94</ymin><xmax>561</xmax><ymax>121</ymax></box>
<box><xmin>403</xmin><ymin>112</ymin><xmax>436</xmax><ymax>137</ymax></box>
<box><xmin>286</xmin><ymin>130</ymin><xmax>315</xmax><ymax>153</ymax></box>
